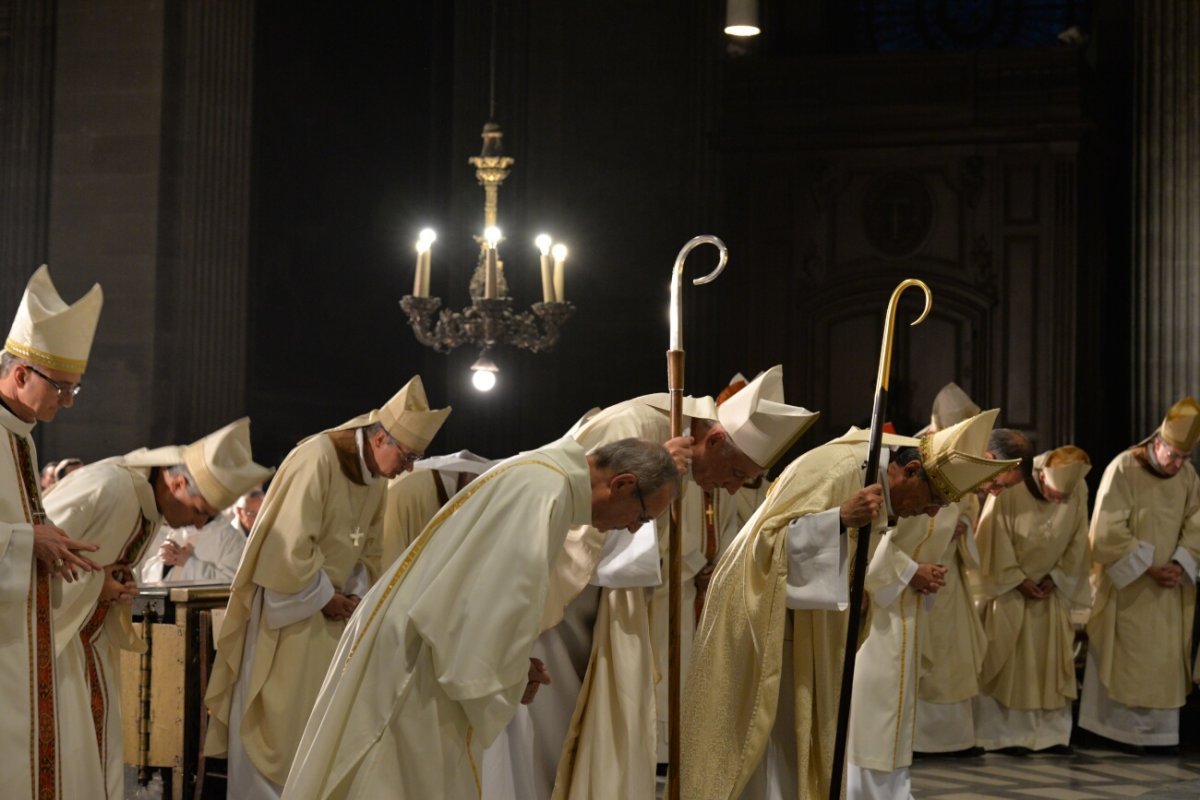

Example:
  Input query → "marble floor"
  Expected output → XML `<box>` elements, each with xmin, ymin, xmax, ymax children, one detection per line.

<box><xmin>910</xmin><ymin>744</ymin><xmax>1200</xmax><ymax>799</ymax></box>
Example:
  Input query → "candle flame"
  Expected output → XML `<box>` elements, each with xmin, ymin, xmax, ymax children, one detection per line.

<box><xmin>551</xmin><ymin>243</ymin><xmax>568</xmax><ymax>261</ymax></box>
<box><xmin>535</xmin><ymin>234</ymin><xmax>552</xmax><ymax>255</ymax></box>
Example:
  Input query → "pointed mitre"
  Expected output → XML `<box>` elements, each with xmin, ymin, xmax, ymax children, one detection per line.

<box><xmin>4</xmin><ymin>265</ymin><xmax>103</xmax><ymax>375</ymax></box>
<box><xmin>1039</xmin><ymin>446</ymin><xmax>1091</xmax><ymax>495</ymax></box>
<box><xmin>332</xmin><ymin>375</ymin><xmax>451</xmax><ymax>452</ymax></box>
<box><xmin>716</xmin><ymin>365</ymin><xmax>820</xmax><ymax>469</ymax></box>
<box><xmin>930</xmin><ymin>381</ymin><xmax>980</xmax><ymax>431</ymax></box>
<box><xmin>181</xmin><ymin>418</ymin><xmax>275</xmax><ymax>510</ymax></box>
<box><xmin>1156</xmin><ymin>396</ymin><xmax>1200</xmax><ymax>453</ymax></box>
<box><xmin>919</xmin><ymin>408</ymin><xmax>1019</xmax><ymax>502</ymax></box>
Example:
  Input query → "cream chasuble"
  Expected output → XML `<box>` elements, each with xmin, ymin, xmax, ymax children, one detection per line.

<box><xmin>1081</xmin><ymin>450</ymin><xmax>1200</xmax><ymax>730</ymax></box>
<box><xmin>204</xmin><ymin>429</ymin><xmax>386</xmax><ymax>788</ymax></box>
<box><xmin>681</xmin><ymin>439</ymin><xmax>890</xmax><ymax>800</ymax></box>
<box><xmin>974</xmin><ymin>478</ymin><xmax>1089</xmax><ymax>749</ymax></box>
<box><xmin>281</xmin><ymin>437</ymin><xmax>591</xmax><ymax>800</ymax></box>
<box><xmin>44</xmin><ymin>461</ymin><xmax>161</xmax><ymax>800</ymax></box>
<box><xmin>475</xmin><ymin>397</ymin><xmax>704</xmax><ymax>800</ymax></box>
<box><xmin>0</xmin><ymin>403</ymin><xmax>61</xmax><ymax>800</ymax></box>
<box><xmin>913</xmin><ymin>496</ymin><xmax>985</xmax><ymax>752</ymax></box>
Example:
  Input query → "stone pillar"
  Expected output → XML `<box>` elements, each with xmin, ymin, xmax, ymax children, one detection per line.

<box><xmin>1132</xmin><ymin>0</ymin><xmax>1200</xmax><ymax>431</ymax></box>
<box><xmin>0</xmin><ymin>0</ymin><xmax>56</xmax><ymax>309</ymax></box>
<box><xmin>152</xmin><ymin>0</ymin><xmax>255</xmax><ymax>442</ymax></box>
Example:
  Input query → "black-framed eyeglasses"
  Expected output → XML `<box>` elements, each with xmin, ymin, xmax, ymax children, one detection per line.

<box><xmin>26</xmin><ymin>366</ymin><xmax>81</xmax><ymax>399</ymax></box>
<box><xmin>633</xmin><ymin>483</ymin><xmax>652</xmax><ymax>524</ymax></box>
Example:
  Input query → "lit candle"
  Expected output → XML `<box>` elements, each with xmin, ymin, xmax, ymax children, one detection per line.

<box><xmin>413</xmin><ymin>242</ymin><xmax>426</xmax><ymax>297</ymax></box>
<box><xmin>484</xmin><ymin>226</ymin><xmax>501</xmax><ymax>299</ymax></box>
<box><xmin>418</xmin><ymin>229</ymin><xmax>436</xmax><ymax>297</ymax></box>
<box><xmin>552</xmin><ymin>243</ymin><xmax>568</xmax><ymax>303</ymax></box>
<box><xmin>535</xmin><ymin>234</ymin><xmax>554</xmax><ymax>302</ymax></box>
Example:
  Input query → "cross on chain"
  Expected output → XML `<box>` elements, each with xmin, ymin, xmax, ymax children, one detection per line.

<box><xmin>349</xmin><ymin>526</ymin><xmax>364</xmax><ymax>547</ymax></box>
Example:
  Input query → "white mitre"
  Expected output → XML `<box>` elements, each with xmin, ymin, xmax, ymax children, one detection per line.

<box><xmin>182</xmin><ymin>418</ymin><xmax>275</xmax><ymax>509</ymax></box>
<box><xmin>121</xmin><ymin>418</ymin><xmax>274</xmax><ymax>510</ymax></box>
<box><xmin>919</xmin><ymin>408</ymin><xmax>1019</xmax><ymax>502</ymax></box>
<box><xmin>4</xmin><ymin>265</ymin><xmax>103</xmax><ymax>375</ymax></box>
<box><xmin>930</xmin><ymin>381</ymin><xmax>980</xmax><ymax>431</ymax></box>
<box><xmin>329</xmin><ymin>375</ymin><xmax>451</xmax><ymax>452</ymax></box>
<box><xmin>716</xmin><ymin>365</ymin><xmax>819</xmax><ymax>469</ymax></box>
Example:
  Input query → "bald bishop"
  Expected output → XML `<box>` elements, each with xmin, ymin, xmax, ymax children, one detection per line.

<box><xmin>282</xmin><ymin>436</ymin><xmax>680</xmax><ymax>799</ymax></box>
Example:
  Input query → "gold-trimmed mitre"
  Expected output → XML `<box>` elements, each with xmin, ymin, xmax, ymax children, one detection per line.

<box><xmin>182</xmin><ymin>417</ymin><xmax>275</xmax><ymax>510</ymax></box>
<box><xmin>716</xmin><ymin>364</ymin><xmax>820</xmax><ymax>470</ymax></box>
<box><xmin>930</xmin><ymin>381</ymin><xmax>980</xmax><ymax>431</ymax></box>
<box><xmin>919</xmin><ymin>408</ymin><xmax>1018</xmax><ymax>502</ymax></box>
<box><xmin>1158</xmin><ymin>396</ymin><xmax>1200</xmax><ymax>453</ymax></box>
<box><xmin>4</xmin><ymin>265</ymin><xmax>103</xmax><ymax>375</ymax></box>
<box><xmin>331</xmin><ymin>375</ymin><xmax>451</xmax><ymax>453</ymax></box>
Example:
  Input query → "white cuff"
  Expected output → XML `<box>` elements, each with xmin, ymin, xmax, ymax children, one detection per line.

<box><xmin>343</xmin><ymin>562</ymin><xmax>370</xmax><ymax>597</ymax></box>
<box><xmin>1106</xmin><ymin>540</ymin><xmax>1155</xmax><ymax>589</ymax></box>
<box><xmin>591</xmin><ymin>519</ymin><xmax>662</xmax><ymax>588</ymax></box>
<box><xmin>786</xmin><ymin>508</ymin><xmax>848</xmax><ymax>611</ymax></box>
<box><xmin>873</xmin><ymin>555</ymin><xmax>918</xmax><ymax>609</ymax></box>
<box><xmin>1171</xmin><ymin>546</ymin><xmax>1198</xmax><ymax>584</ymax></box>
<box><xmin>264</xmin><ymin>571</ymin><xmax>334</xmax><ymax>630</ymax></box>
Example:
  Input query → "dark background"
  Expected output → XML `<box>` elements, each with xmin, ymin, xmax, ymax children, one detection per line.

<box><xmin>0</xmin><ymin>0</ymin><xmax>1159</xmax><ymax>492</ymax></box>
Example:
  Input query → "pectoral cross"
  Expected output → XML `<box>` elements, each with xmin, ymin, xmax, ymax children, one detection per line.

<box><xmin>349</xmin><ymin>526</ymin><xmax>364</xmax><ymax>547</ymax></box>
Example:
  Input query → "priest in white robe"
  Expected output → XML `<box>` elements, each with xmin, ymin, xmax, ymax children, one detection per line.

<box><xmin>204</xmin><ymin>377</ymin><xmax>450</xmax><ymax>799</ymax></box>
<box><xmin>1079</xmin><ymin>397</ymin><xmax>1200</xmax><ymax>751</ymax></box>
<box><xmin>0</xmin><ymin>265</ymin><xmax>103</xmax><ymax>800</ymax></box>
<box><xmin>46</xmin><ymin>418</ymin><xmax>273</xmax><ymax>799</ymax></box>
<box><xmin>139</xmin><ymin>513</ymin><xmax>248</xmax><ymax>584</ymax></box>
<box><xmin>487</xmin><ymin>366</ymin><xmax>818</xmax><ymax>800</ymax></box>
<box><xmin>282</xmin><ymin>436</ymin><xmax>680</xmax><ymax>799</ymax></box>
<box><xmin>975</xmin><ymin>446</ymin><xmax>1091</xmax><ymax>753</ymax></box>
<box><xmin>682</xmin><ymin>410</ymin><xmax>1017</xmax><ymax>800</ymax></box>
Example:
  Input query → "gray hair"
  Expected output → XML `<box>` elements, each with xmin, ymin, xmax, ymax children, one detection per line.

<box><xmin>364</xmin><ymin>421</ymin><xmax>400</xmax><ymax>447</ymax></box>
<box><xmin>0</xmin><ymin>352</ymin><xmax>30</xmax><ymax>378</ymax></box>
<box><xmin>988</xmin><ymin>428</ymin><xmax>1033</xmax><ymax>477</ymax></box>
<box><xmin>165</xmin><ymin>464</ymin><xmax>203</xmax><ymax>497</ymax></box>
<box><xmin>592</xmin><ymin>438</ymin><xmax>678</xmax><ymax>494</ymax></box>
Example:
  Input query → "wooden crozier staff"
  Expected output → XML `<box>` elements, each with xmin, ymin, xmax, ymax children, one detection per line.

<box><xmin>666</xmin><ymin>235</ymin><xmax>727</xmax><ymax>800</ymax></box>
<box><xmin>828</xmin><ymin>278</ymin><xmax>932</xmax><ymax>800</ymax></box>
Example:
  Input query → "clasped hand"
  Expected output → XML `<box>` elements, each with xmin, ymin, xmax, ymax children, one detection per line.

<box><xmin>322</xmin><ymin>592</ymin><xmax>360</xmax><ymax>622</ymax></box>
<box><xmin>98</xmin><ymin>564</ymin><xmax>137</xmax><ymax>607</ymax></box>
<box><xmin>909</xmin><ymin>563</ymin><xmax>946</xmax><ymax>595</ymax></box>
<box><xmin>1148</xmin><ymin>562</ymin><xmax>1184</xmax><ymax>589</ymax></box>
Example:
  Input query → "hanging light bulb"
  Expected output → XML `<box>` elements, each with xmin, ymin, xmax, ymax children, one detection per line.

<box><xmin>470</xmin><ymin>352</ymin><xmax>499</xmax><ymax>392</ymax></box>
<box><xmin>724</xmin><ymin>0</ymin><xmax>760</xmax><ymax>37</ymax></box>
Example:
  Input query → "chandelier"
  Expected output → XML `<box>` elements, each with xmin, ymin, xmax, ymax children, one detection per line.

<box><xmin>399</xmin><ymin>120</ymin><xmax>574</xmax><ymax>392</ymax></box>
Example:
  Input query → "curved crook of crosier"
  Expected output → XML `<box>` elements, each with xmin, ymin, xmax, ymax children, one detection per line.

<box><xmin>669</xmin><ymin>235</ymin><xmax>729</xmax><ymax>351</ymax></box>
<box><xmin>875</xmin><ymin>278</ymin><xmax>933</xmax><ymax>393</ymax></box>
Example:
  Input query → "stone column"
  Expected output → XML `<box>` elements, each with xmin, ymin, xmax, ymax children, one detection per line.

<box><xmin>1132</xmin><ymin>0</ymin><xmax>1200</xmax><ymax>431</ymax></box>
<box><xmin>152</xmin><ymin>0</ymin><xmax>256</xmax><ymax>442</ymax></box>
<box><xmin>0</xmin><ymin>0</ymin><xmax>56</xmax><ymax>309</ymax></box>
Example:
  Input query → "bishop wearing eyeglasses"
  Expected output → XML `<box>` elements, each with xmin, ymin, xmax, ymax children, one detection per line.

<box><xmin>204</xmin><ymin>376</ymin><xmax>450</xmax><ymax>800</ymax></box>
